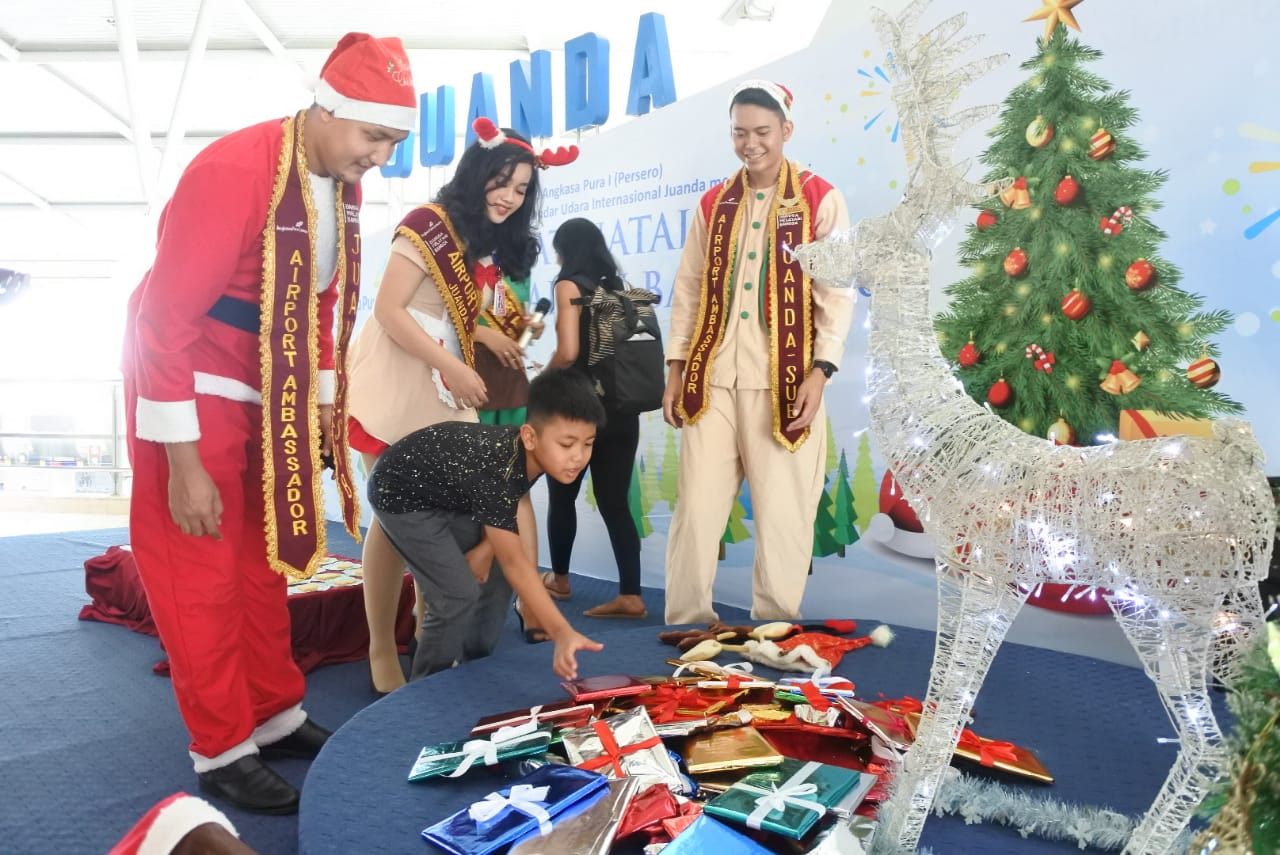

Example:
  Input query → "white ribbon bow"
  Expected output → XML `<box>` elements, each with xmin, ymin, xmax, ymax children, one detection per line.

<box><xmin>467</xmin><ymin>783</ymin><xmax>553</xmax><ymax>835</ymax></box>
<box><xmin>734</xmin><ymin>761</ymin><xmax>828</xmax><ymax>830</ymax></box>
<box><xmin>433</xmin><ymin>721</ymin><xmax>546</xmax><ymax>778</ymax></box>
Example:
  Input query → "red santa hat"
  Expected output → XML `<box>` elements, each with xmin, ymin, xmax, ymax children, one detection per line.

<box><xmin>731</xmin><ymin>79</ymin><xmax>794</xmax><ymax>121</ymax></box>
<box><xmin>314</xmin><ymin>32</ymin><xmax>417</xmax><ymax>132</ymax></box>
<box><xmin>107</xmin><ymin>793</ymin><xmax>238</xmax><ymax>855</ymax></box>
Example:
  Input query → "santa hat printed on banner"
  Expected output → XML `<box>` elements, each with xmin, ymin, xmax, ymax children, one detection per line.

<box><xmin>107</xmin><ymin>792</ymin><xmax>239</xmax><ymax>855</ymax></box>
<box><xmin>314</xmin><ymin>32</ymin><xmax>417</xmax><ymax>132</ymax></box>
<box><xmin>731</xmin><ymin>78</ymin><xmax>795</xmax><ymax>120</ymax></box>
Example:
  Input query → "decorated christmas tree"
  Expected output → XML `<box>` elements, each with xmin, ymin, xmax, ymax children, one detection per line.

<box><xmin>935</xmin><ymin>20</ymin><xmax>1241</xmax><ymax>445</ymax></box>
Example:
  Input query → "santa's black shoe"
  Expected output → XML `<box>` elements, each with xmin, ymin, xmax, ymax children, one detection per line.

<box><xmin>197</xmin><ymin>755</ymin><xmax>299</xmax><ymax>815</ymax></box>
<box><xmin>259</xmin><ymin>718</ymin><xmax>332</xmax><ymax>760</ymax></box>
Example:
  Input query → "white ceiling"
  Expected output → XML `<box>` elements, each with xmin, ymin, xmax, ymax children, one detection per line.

<box><xmin>0</xmin><ymin>0</ymin><xmax>830</xmax><ymax>278</ymax></box>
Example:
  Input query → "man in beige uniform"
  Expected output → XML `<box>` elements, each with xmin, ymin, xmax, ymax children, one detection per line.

<box><xmin>662</xmin><ymin>80</ymin><xmax>852</xmax><ymax>624</ymax></box>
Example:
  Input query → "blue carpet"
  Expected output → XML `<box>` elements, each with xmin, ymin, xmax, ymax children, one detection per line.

<box><xmin>0</xmin><ymin>522</ymin><xmax>747</xmax><ymax>855</ymax></box>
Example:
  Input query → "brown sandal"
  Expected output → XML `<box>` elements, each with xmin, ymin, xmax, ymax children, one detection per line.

<box><xmin>541</xmin><ymin>571</ymin><xmax>571</xmax><ymax>601</ymax></box>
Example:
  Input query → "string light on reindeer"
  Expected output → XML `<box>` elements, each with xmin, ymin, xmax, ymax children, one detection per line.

<box><xmin>790</xmin><ymin>2</ymin><xmax>1274</xmax><ymax>854</ymax></box>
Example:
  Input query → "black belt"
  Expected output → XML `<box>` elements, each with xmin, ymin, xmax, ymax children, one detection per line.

<box><xmin>207</xmin><ymin>295</ymin><xmax>261</xmax><ymax>333</ymax></box>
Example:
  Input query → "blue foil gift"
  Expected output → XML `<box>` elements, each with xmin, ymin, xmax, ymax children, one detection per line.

<box><xmin>420</xmin><ymin>764</ymin><xmax>608</xmax><ymax>855</ymax></box>
<box><xmin>659</xmin><ymin>814</ymin><xmax>774</xmax><ymax>854</ymax></box>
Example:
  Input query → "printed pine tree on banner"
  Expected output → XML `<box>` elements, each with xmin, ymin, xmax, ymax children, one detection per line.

<box><xmin>660</xmin><ymin>427</ymin><xmax>679</xmax><ymax>511</ymax></box>
<box><xmin>722</xmin><ymin>486</ymin><xmax>751</xmax><ymax>546</ymax></box>
<box><xmin>628</xmin><ymin>457</ymin><xmax>653</xmax><ymax>538</ymax></box>
<box><xmin>813</xmin><ymin>475</ymin><xmax>841</xmax><ymax>557</ymax></box>
<box><xmin>934</xmin><ymin>24</ymin><xmax>1241</xmax><ymax>445</ymax></box>
<box><xmin>852</xmin><ymin>432</ymin><xmax>879</xmax><ymax>533</ymax></box>
<box><xmin>832</xmin><ymin>450</ymin><xmax>860</xmax><ymax>552</ymax></box>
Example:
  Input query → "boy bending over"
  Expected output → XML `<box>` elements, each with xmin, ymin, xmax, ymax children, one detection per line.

<box><xmin>367</xmin><ymin>368</ymin><xmax>605</xmax><ymax>679</ymax></box>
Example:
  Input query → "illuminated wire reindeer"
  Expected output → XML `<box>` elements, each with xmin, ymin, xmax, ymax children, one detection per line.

<box><xmin>791</xmin><ymin>3</ymin><xmax>1274</xmax><ymax>852</ymax></box>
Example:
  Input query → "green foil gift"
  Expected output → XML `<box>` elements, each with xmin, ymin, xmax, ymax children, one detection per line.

<box><xmin>702</xmin><ymin>757</ymin><xmax>865</xmax><ymax>840</ymax></box>
<box><xmin>409</xmin><ymin>721</ymin><xmax>554</xmax><ymax>781</ymax></box>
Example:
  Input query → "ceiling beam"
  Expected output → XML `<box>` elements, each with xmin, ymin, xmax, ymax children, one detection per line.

<box><xmin>0</xmin><ymin>168</ymin><xmax>86</xmax><ymax>229</ymax></box>
<box><xmin>112</xmin><ymin>0</ymin><xmax>157</xmax><ymax>200</ymax></box>
<box><xmin>0</xmin><ymin>34</ymin><xmax>143</xmax><ymax>145</ymax></box>
<box><xmin>10</xmin><ymin>42</ymin><xmax>529</xmax><ymax>62</ymax></box>
<box><xmin>153</xmin><ymin>0</ymin><xmax>217</xmax><ymax>208</ymax></box>
<box><xmin>229</xmin><ymin>0</ymin><xmax>323</xmax><ymax>92</ymax></box>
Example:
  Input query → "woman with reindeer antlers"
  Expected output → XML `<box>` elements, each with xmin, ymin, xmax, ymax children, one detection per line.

<box><xmin>347</xmin><ymin>119</ymin><xmax>578</xmax><ymax>694</ymax></box>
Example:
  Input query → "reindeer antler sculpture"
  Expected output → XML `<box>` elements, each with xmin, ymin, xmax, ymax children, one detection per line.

<box><xmin>792</xmin><ymin>2</ymin><xmax>1274</xmax><ymax>852</ymax></box>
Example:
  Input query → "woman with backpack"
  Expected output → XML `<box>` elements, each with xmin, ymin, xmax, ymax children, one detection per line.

<box><xmin>346</xmin><ymin>120</ymin><xmax>558</xmax><ymax>692</ymax></box>
<box><xmin>529</xmin><ymin>217</ymin><xmax>647</xmax><ymax>632</ymax></box>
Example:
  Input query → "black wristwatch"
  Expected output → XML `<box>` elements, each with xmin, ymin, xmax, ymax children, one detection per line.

<box><xmin>812</xmin><ymin>360</ymin><xmax>837</xmax><ymax>380</ymax></box>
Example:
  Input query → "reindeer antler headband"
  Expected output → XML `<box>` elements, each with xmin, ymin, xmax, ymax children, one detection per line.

<box><xmin>472</xmin><ymin>117</ymin><xmax>580</xmax><ymax>169</ymax></box>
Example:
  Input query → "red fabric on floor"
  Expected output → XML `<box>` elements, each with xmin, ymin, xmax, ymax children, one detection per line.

<box><xmin>79</xmin><ymin>546</ymin><xmax>416</xmax><ymax>674</ymax></box>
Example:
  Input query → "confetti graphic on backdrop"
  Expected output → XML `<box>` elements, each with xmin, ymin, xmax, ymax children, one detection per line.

<box><xmin>859</xmin><ymin>56</ymin><xmax>901</xmax><ymax>144</ymax></box>
<box><xmin>1234</xmin><ymin>122</ymin><xmax>1280</xmax><ymax>239</ymax></box>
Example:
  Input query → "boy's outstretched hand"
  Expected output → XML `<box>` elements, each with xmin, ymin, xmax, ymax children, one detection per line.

<box><xmin>552</xmin><ymin>630</ymin><xmax>604</xmax><ymax>680</ymax></box>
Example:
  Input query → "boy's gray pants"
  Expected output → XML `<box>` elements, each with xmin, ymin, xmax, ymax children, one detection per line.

<box><xmin>373</xmin><ymin>507</ymin><xmax>511</xmax><ymax>680</ymax></box>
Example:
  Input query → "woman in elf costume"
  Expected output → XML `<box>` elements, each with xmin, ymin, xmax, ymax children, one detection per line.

<box><xmin>348</xmin><ymin>119</ymin><xmax>573</xmax><ymax>693</ymax></box>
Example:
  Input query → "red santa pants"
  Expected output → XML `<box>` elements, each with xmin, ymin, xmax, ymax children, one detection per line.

<box><xmin>126</xmin><ymin>389</ymin><xmax>306</xmax><ymax>760</ymax></box>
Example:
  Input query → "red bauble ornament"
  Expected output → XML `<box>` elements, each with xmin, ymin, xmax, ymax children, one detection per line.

<box><xmin>1125</xmin><ymin>258</ymin><xmax>1156</xmax><ymax>290</ymax></box>
<box><xmin>976</xmin><ymin>210</ymin><xmax>998</xmax><ymax>230</ymax></box>
<box><xmin>1088</xmin><ymin>128</ymin><xmax>1115</xmax><ymax>160</ymax></box>
<box><xmin>1061</xmin><ymin>289</ymin><xmax>1091</xmax><ymax>320</ymax></box>
<box><xmin>1054</xmin><ymin>175</ymin><xmax>1079</xmax><ymax>205</ymax></box>
<box><xmin>958</xmin><ymin>339</ymin><xmax>981</xmax><ymax>368</ymax></box>
<box><xmin>1003</xmin><ymin>247</ymin><xmax>1028</xmax><ymax>277</ymax></box>
<box><xmin>1187</xmin><ymin>356</ymin><xmax>1221</xmax><ymax>389</ymax></box>
<box><xmin>988</xmin><ymin>378</ymin><xmax>1013</xmax><ymax>407</ymax></box>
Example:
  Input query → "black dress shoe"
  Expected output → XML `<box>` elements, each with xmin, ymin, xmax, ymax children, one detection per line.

<box><xmin>197</xmin><ymin>755</ymin><xmax>299</xmax><ymax>815</ymax></box>
<box><xmin>259</xmin><ymin>718</ymin><xmax>332</xmax><ymax>760</ymax></box>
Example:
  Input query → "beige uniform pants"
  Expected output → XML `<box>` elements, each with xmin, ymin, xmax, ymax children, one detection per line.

<box><xmin>664</xmin><ymin>386</ymin><xmax>827</xmax><ymax>624</ymax></box>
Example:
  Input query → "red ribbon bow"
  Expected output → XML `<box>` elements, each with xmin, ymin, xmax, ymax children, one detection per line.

<box><xmin>798</xmin><ymin>680</ymin><xmax>833</xmax><ymax>712</ymax></box>
<box><xmin>577</xmin><ymin>720</ymin><xmax>663</xmax><ymax>777</ymax></box>
<box><xmin>958</xmin><ymin>729</ymin><xmax>1020</xmax><ymax>767</ymax></box>
<box><xmin>471</xmin><ymin>262</ymin><xmax>500</xmax><ymax>291</ymax></box>
<box><xmin>645</xmin><ymin>685</ymin><xmax>711</xmax><ymax>723</ymax></box>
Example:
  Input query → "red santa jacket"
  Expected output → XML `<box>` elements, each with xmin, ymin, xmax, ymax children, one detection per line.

<box><xmin>123</xmin><ymin>118</ymin><xmax>357</xmax><ymax>443</ymax></box>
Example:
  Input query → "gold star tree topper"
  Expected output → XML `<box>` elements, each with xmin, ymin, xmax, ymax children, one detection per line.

<box><xmin>1024</xmin><ymin>0</ymin><xmax>1085</xmax><ymax>42</ymax></box>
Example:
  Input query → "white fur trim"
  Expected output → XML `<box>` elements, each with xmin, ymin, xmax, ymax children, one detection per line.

<box><xmin>193</xmin><ymin>372</ymin><xmax>261</xmax><ymax>405</ymax></box>
<box><xmin>318</xmin><ymin>370</ymin><xmax>336</xmax><ymax>405</ymax></box>
<box><xmin>314</xmin><ymin>79</ymin><xmax>416</xmax><ymax>132</ymax></box>
<box><xmin>135</xmin><ymin>398</ymin><xmax>200</xmax><ymax>443</ymax></box>
<box><xmin>190</xmin><ymin>739</ymin><xmax>258</xmax><ymax>773</ymax></box>
<box><xmin>253</xmin><ymin>703</ymin><xmax>307</xmax><ymax>747</ymax></box>
<box><xmin>870</xmin><ymin>624</ymin><xmax>895</xmax><ymax>647</ymax></box>
<box><xmin>138</xmin><ymin>795</ymin><xmax>238</xmax><ymax>855</ymax></box>
<box><xmin>731</xmin><ymin>79</ymin><xmax>793</xmax><ymax>120</ymax></box>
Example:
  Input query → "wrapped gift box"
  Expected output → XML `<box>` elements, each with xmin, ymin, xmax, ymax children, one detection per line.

<box><xmin>683</xmin><ymin>725</ymin><xmax>783</xmax><ymax>775</ymax></box>
<box><xmin>1118</xmin><ymin>409</ymin><xmax>1214</xmax><ymax>441</ymax></box>
<box><xmin>703</xmin><ymin>758</ymin><xmax>865</xmax><ymax>840</ymax></box>
<box><xmin>561</xmin><ymin>706</ymin><xmax>683</xmax><ymax>790</ymax></box>
<box><xmin>409</xmin><ymin>723</ymin><xmax>553</xmax><ymax>781</ymax></box>
<box><xmin>660</xmin><ymin>814</ymin><xmax>774</xmax><ymax>854</ymax></box>
<box><xmin>420</xmin><ymin>764</ymin><xmax>608</xmax><ymax>855</ymax></box>
<box><xmin>837</xmin><ymin>697</ymin><xmax>914</xmax><ymax>753</ymax></box>
<box><xmin>905</xmin><ymin>712</ymin><xmax>1054</xmax><ymax>783</ymax></box>
<box><xmin>560</xmin><ymin>674</ymin><xmax>653</xmax><ymax>702</ymax></box>
<box><xmin>470</xmin><ymin>700</ymin><xmax>596</xmax><ymax>737</ymax></box>
<box><xmin>507</xmin><ymin>776</ymin><xmax>640</xmax><ymax>855</ymax></box>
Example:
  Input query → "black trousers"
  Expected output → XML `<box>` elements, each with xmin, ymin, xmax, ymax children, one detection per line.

<box><xmin>546</xmin><ymin>410</ymin><xmax>642</xmax><ymax>596</ymax></box>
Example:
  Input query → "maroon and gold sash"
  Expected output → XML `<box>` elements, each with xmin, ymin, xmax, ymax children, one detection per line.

<box><xmin>260</xmin><ymin>110</ymin><xmax>362</xmax><ymax>580</ymax></box>
<box><xmin>480</xmin><ymin>279</ymin><xmax>527</xmax><ymax>341</ymax></box>
<box><xmin>679</xmin><ymin>161</ymin><xmax>816</xmax><ymax>450</ymax></box>
<box><xmin>397</xmin><ymin>204</ymin><xmax>482</xmax><ymax>367</ymax></box>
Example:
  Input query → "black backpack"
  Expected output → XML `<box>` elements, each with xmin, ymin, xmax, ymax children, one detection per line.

<box><xmin>569</xmin><ymin>276</ymin><xmax>665</xmax><ymax>414</ymax></box>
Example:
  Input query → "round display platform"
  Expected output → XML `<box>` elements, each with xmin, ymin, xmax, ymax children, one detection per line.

<box><xmin>299</xmin><ymin>621</ymin><xmax>1205</xmax><ymax>854</ymax></box>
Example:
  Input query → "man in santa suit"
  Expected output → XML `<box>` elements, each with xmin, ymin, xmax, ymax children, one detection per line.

<box><xmin>122</xmin><ymin>34</ymin><xmax>416</xmax><ymax>814</ymax></box>
<box><xmin>108</xmin><ymin>793</ymin><xmax>255</xmax><ymax>855</ymax></box>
